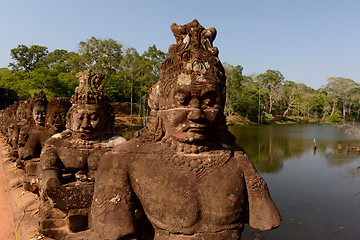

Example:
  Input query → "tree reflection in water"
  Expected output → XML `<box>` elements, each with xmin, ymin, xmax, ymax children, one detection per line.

<box><xmin>229</xmin><ymin>123</ymin><xmax>360</xmax><ymax>173</ymax></box>
<box><xmin>229</xmin><ymin>123</ymin><xmax>360</xmax><ymax>240</ymax></box>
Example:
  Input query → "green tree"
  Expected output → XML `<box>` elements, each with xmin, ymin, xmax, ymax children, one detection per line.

<box><xmin>9</xmin><ymin>44</ymin><xmax>49</xmax><ymax>73</ymax></box>
<box><xmin>282</xmin><ymin>81</ymin><xmax>298</xmax><ymax>117</ymax></box>
<box><xmin>256</xmin><ymin>70</ymin><xmax>284</xmax><ymax>114</ymax></box>
<box><xmin>224</xmin><ymin>63</ymin><xmax>244</xmax><ymax>117</ymax></box>
<box><xmin>237</xmin><ymin>86</ymin><xmax>260</xmax><ymax>121</ymax></box>
<box><xmin>296</xmin><ymin>83</ymin><xmax>316</xmax><ymax>119</ymax></box>
<box><xmin>45</xmin><ymin>49</ymin><xmax>73</xmax><ymax>72</ymax></box>
<box><xmin>324</xmin><ymin>77</ymin><xmax>359</xmax><ymax>120</ymax></box>
<box><xmin>77</xmin><ymin>37</ymin><xmax>123</xmax><ymax>75</ymax></box>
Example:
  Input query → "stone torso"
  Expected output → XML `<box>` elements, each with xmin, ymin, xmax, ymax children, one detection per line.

<box><xmin>114</xmin><ymin>140</ymin><xmax>248</xmax><ymax>235</ymax></box>
<box><xmin>42</xmin><ymin>131</ymin><xmax>125</xmax><ymax>177</ymax></box>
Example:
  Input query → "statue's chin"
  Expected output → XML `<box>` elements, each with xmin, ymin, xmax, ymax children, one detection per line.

<box><xmin>172</xmin><ymin>134</ymin><xmax>208</xmax><ymax>144</ymax></box>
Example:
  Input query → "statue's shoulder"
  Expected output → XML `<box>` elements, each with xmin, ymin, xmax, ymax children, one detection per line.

<box><xmin>112</xmin><ymin>138</ymin><xmax>161</xmax><ymax>156</ymax></box>
<box><xmin>113</xmin><ymin>138</ymin><xmax>142</xmax><ymax>152</ymax></box>
<box><xmin>101</xmin><ymin>135</ymin><xmax>126</xmax><ymax>148</ymax></box>
<box><xmin>230</xmin><ymin>147</ymin><xmax>257</xmax><ymax>172</ymax></box>
<box><xmin>44</xmin><ymin>130</ymin><xmax>68</xmax><ymax>146</ymax></box>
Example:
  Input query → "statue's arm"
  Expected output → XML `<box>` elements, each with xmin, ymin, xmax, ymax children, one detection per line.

<box><xmin>39</xmin><ymin>138</ymin><xmax>62</xmax><ymax>193</ymax></box>
<box><xmin>237</xmin><ymin>154</ymin><xmax>281</xmax><ymax>230</ymax></box>
<box><xmin>19</xmin><ymin>133</ymin><xmax>40</xmax><ymax>160</ymax></box>
<box><xmin>90</xmin><ymin>152</ymin><xmax>137</xmax><ymax>240</ymax></box>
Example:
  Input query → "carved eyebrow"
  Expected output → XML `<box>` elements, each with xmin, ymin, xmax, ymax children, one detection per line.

<box><xmin>200</xmin><ymin>89</ymin><xmax>217</xmax><ymax>98</ymax></box>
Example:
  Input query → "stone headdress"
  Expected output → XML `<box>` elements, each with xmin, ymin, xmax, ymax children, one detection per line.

<box><xmin>16</xmin><ymin>99</ymin><xmax>33</xmax><ymax>123</ymax></box>
<box><xmin>71</xmin><ymin>69</ymin><xmax>107</xmax><ymax>105</ymax></box>
<box><xmin>47</xmin><ymin>97</ymin><xmax>72</xmax><ymax>112</ymax></box>
<box><xmin>31</xmin><ymin>90</ymin><xmax>48</xmax><ymax>110</ymax></box>
<box><xmin>140</xmin><ymin>19</ymin><xmax>234</xmax><ymax>145</ymax></box>
<box><xmin>148</xmin><ymin>19</ymin><xmax>226</xmax><ymax>111</ymax></box>
<box><xmin>66</xmin><ymin>69</ymin><xmax>114</xmax><ymax>137</ymax></box>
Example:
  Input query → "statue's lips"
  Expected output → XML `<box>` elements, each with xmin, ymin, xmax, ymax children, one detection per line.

<box><xmin>78</xmin><ymin>129</ymin><xmax>92</xmax><ymax>134</ymax></box>
<box><xmin>185</xmin><ymin>124</ymin><xmax>207</xmax><ymax>133</ymax></box>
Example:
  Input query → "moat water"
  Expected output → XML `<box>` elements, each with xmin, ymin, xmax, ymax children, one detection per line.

<box><xmin>229</xmin><ymin>123</ymin><xmax>360</xmax><ymax>240</ymax></box>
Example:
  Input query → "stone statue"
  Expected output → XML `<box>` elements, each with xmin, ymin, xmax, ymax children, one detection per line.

<box><xmin>17</xmin><ymin>98</ymin><xmax>72</xmax><ymax>192</ymax></box>
<box><xmin>39</xmin><ymin>69</ymin><xmax>126</xmax><ymax>238</ymax></box>
<box><xmin>3</xmin><ymin>95</ymin><xmax>42</xmax><ymax>161</ymax></box>
<box><xmin>31</xmin><ymin>91</ymin><xmax>48</xmax><ymax>126</ymax></box>
<box><xmin>0</xmin><ymin>95</ymin><xmax>31</xmax><ymax>158</ymax></box>
<box><xmin>18</xmin><ymin>97</ymin><xmax>71</xmax><ymax>161</ymax></box>
<box><xmin>10</xmin><ymin>99</ymin><xmax>33</xmax><ymax>156</ymax></box>
<box><xmin>16</xmin><ymin>91</ymin><xmax>48</xmax><ymax>167</ymax></box>
<box><xmin>90</xmin><ymin>20</ymin><xmax>281</xmax><ymax>240</ymax></box>
<box><xmin>45</xmin><ymin>97</ymin><xmax>72</xmax><ymax>134</ymax></box>
<box><xmin>0</xmin><ymin>101</ymin><xmax>19</xmax><ymax>143</ymax></box>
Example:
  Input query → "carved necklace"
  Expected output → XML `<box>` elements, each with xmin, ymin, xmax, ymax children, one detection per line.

<box><xmin>62</xmin><ymin>131</ymin><xmax>113</xmax><ymax>150</ymax></box>
<box><xmin>161</xmin><ymin>137</ymin><xmax>233</xmax><ymax>178</ymax></box>
<box><xmin>169</xmin><ymin>150</ymin><xmax>232</xmax><ymax>179</ymax></box>
<box><xmin>161</xmin><ymin>137</ymin><xmax>214</xmax><ymax>153</ymax></box>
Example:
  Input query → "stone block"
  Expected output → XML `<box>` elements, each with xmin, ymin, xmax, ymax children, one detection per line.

<box><xmin>68</xmin><ymin>208</ymin><xmax>90</xmax><ymax>233</ymax></box>
<box><xmin>39</xmin><ymin>218</ymin><xmax>66</xmax><ymax>229</ymax></box>
<box><xmin>47</xmin><ymin>182</ymin><xmax>94</xmax><ymax>210</ymax></box>
<box><xmin>39</xmin><ymin>201</ymin><xmax>68</xmax><ymax>219</ymax></box>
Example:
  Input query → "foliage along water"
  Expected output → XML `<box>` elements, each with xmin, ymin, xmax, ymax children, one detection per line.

<box><xmin>228</xmin><ymin>123</ymin><xmax>360</xmax><ymax>240</ymax></box>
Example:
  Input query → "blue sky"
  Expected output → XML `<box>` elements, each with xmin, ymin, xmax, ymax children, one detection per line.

<box><xmin>1</xmin><ymin>0</ymin><xmax>359</xmax><ymax>89</ymax></box>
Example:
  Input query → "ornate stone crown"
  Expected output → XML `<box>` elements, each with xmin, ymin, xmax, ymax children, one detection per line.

<box><xmin>141</xmin><ymin>20</ymin><xmax>234</xmax><ymax>146</ymax></box>
<box><xmin>32</xmin><ymin>90</ymin><xmax>48</xmax><ymax>108</ymax></box>
<box><xmin>71</xmin><ymin>69</ymin><xmax>107</xmax><ymax>105</ymax></box>
<box><xmin>47</xmin><ymin>97</ymin><xmax>71</xmax><ymax>112</ymax></box>
<box><xmin>149</xmin><ymin>19</ymin><xmax>226</xmax><ymax>111</ymax></box>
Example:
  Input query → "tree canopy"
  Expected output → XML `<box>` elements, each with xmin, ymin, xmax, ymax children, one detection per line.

<box><xmin>1</xmin><ymin>38</ymin><xmax>359</xmax><ymax>123</ymax></box>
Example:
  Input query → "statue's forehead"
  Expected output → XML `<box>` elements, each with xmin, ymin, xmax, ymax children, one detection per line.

<box><xmin>48</xmin><ymin>108</ymin><xmax>68</xmax><ymax>114</ymax></box>
<box><xmin>33</xmin><ymin>105</ymin><xmax>46</xmax><ymax>111</ymax></box>
<box><xmin>73</xmin><ymin>104</ymin><xmax>101</xmax><ymax>113</ymax></box>
<box><xmin>171</xmin><ymin>82</ymin><xmax>219</xmax><ymax>95</ymax></box>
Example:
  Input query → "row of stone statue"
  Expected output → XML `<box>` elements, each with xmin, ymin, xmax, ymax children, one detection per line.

<box><xmin>0</xmin><ymin>20</ymin><xmax>281</xmax><ymax>240</ymax></box>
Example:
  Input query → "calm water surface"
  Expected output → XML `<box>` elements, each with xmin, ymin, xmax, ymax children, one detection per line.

<box><xmin>228</xmin><ymin>123</ymin><xmax>360</xmax><ymax>240</ymax></box>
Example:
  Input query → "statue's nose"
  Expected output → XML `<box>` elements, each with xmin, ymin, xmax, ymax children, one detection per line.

<box><xmin>188</xmin><ymin>98</ymin><xmax>205</xmax><ymax>121</ymax></box>
<box><xmin>188</xmin><ymin>108</ymin><xmax>205</xmax><ymax>121</ymax></box>
<box><xmin>81</xmin><ymin>117</ymin><xmax>91</xmax><ymax>129</ymax></box>
<box><xmin>54</xmin><ymin>115</ymin><xmax>62</xmax><ymax>124</ymax></box>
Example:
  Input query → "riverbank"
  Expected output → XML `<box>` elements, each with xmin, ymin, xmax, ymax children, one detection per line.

<box><xmin>226</xmin><ymin>115</ymin><xmax>337</xmax><ymax>126</ymax></box>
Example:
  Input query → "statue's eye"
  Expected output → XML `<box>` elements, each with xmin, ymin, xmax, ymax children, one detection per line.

<box><xmin>90</xmin><ymin>114</ymin><xmax>98</xmax><ymax>120</ymax></box>
<box><xmin>202</xmin><ymin>98</ymin><xmax>212</xmax><ymax>107</ymax></box>
<box><xmin>201</xmin><ymin>91</ymin><xmax>219</xmax><ymax>109</ymax></box>
<box><xmin>174</xmin><ymin>92</ymin><xmax>187</xmax><ymax>105</ymax></box>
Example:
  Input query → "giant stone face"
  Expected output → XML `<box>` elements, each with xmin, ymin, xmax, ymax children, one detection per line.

<box><xmin>32</xmin><ymin>105</ymin><xmax>46</xmax><ymax>126</ymax></box>
<box><xmin>162</xmin><ymin>84</ymin><xmax>220</xmax><ymax>143</ymax></box>
<box><xmin>67</xmin><ymin>104</ymin><xmax>109</xmax><ymax>140</ymax></box>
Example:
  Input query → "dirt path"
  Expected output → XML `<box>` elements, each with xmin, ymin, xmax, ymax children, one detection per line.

<box><xmin>0</xmin><ymin>138</ymin><xmax>16</xmax><ymax>240</ymax></box>
<box><xmin>0</xmin><ymin>136</ymin><xmax>40</xmax><ymax>240</ymax></box>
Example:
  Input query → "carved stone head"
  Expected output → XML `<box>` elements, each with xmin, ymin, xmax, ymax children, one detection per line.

<box><xmin>65</xmin><ymin>69</ymin><xmax>114</xmax><ymax>140</ymax></box>
<box><xmin>7</xmin><ymin>102</ymin><xmax>19</xmax><ymax>122</ymax></box>
<box><xmin>31</xmin><ymin>91</ymin><xmax>48</xmax><ymax>126</ymax></box>
<box><xmin>18</xmin><ymin>125</ymin><xmax>32</xmax><ymax>148</ymax></box>
<box><xmin>16</xmin><ymin>99</ymin><xmax>32</xmax><ymax>123</ymax></box>
<box><xmin>45</xmin><ymin>97</ymin><xmax>71</xmax><ymax>133</ymax></box>
<box><xmin>143</xmin><ymin>19</ymin><xmax>233</xmax><ymax>148</ymax></box>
